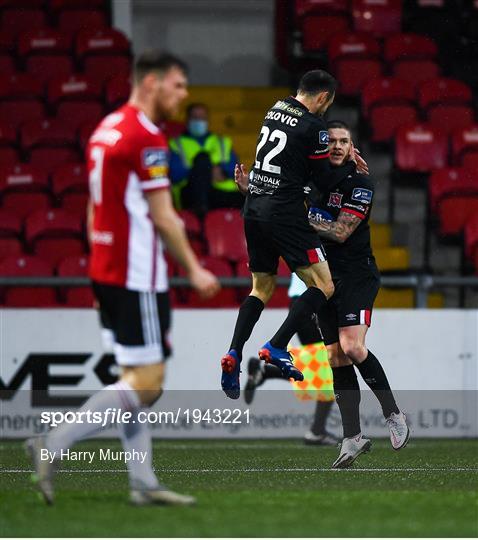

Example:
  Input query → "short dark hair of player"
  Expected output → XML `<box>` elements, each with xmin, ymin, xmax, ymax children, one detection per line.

<box><xmin>186</xmin><ymin>102</ymin><xmax>209</xmax><ymax>118</ymax></box>
<box><xmin>297</xmin><ymin>70</ymin><xmax>337</xmax><ymax>97</ymax></box>
<box><xmin>133</xmin><ymin>51</ymin><xmax>188</xmax><ymax>84</ymax></box>
<box><xmin>327</xmin><ymin>120</ymin><xmax>351</xmax><ymax>133</ymax></box>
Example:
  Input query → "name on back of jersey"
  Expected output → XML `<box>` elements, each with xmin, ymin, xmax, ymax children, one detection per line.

<box><xmin>264</xmin><ymin>109</ymin><xmax>298</xmax><ymax>127</ymax></box>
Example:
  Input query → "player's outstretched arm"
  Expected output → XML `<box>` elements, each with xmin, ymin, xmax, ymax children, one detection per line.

<box><xmin>309</xmin><ymin>210</ymin><xmax>362</xmax><ymax>243</ymax></box>
<box><xmin>146</xmin><ymin>189</ymin><xmax>220</xmax><ymax>299</ymax></box>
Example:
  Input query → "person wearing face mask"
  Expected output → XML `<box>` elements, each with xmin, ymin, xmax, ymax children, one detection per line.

<box><xmin>169</xmin><ymin>103</ymin><xmax>243</xmax><ymax>216</ymax></box>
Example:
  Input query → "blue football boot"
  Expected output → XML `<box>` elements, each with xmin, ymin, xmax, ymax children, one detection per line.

<box><xmin>258</xmin><ymin>341</ymin><xmax>304</xmax><ymax>381</ymax></box>
<box><xmin>221</xmin><ymin>349</ymin><xmax>241</xmax><ymax>399</ymax></box>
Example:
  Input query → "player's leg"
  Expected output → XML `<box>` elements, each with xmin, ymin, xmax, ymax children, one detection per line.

<box><xmin>258</xmin><ymin>219</ymin><xmax>334</xmax><ymax>379</ymax></box>
<box><xmin>221</xmin><ymin>219</ymin><xmax>278</xmax><ymax>399</ymax></box>
<box><xmin>338</xmin><ymin>324</ymin><xmax>409</xmax><ymax>450</ymax></box>
<box><xmin>327</xmin><ymin>341</ymin><xmax>372</xmax><ymax>468</ymax></box>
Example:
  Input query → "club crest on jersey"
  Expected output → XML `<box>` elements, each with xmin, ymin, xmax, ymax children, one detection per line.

<box><xmin>328</xmin><ymin>192</ymin><xmax>343</xmax><ymax>207</ymax></box>
<box><xmin>352</xmin><ymin>187</ymin><xmax>373</xmax><ymax>204</ymax></box>
<box><xmin>319</xmin><ymin>130</ymin><xmax>329</xmax><ymax>144</ymax></box>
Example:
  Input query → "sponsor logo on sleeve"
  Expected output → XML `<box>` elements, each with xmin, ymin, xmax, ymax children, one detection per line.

<box><xmin>319</xmin><ymin>130</ymin><xmax>329</xmax><ymax>144</ymax></box>
<box><xmin>327</xmin><ymin>192</ymin><xmax>343</xmax><ymax>208</ymax></box>
<box><xmin>142</xmin><ymin>148</ymin><xmax>168</xmax><ymax>178</ymax></box>
<box><xmin>352</xmin><ymin>187</ymin><xmax>373</xmax><ymax>204</ymax></box>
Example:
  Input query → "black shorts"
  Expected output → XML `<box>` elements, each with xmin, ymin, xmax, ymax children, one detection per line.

<box><xmin>317</xmin><ymin>258</ymin><xmax>381</xmax><ymax>345</ymax></box>
<box><xmin>244</xmin><ymin>217</ymin><xmax>327</xmax><ymax>273</ymax></box>
<box><xmin>92</xmin><ymin>281</ymin><xmax>172</xmax><ymax>366</ymax></box>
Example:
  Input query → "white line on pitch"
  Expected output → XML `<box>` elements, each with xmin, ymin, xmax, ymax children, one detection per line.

<box><xmin>2</xmin><ymin>467</ymin><xmax>477</xmax><ymax>474</ymax></box>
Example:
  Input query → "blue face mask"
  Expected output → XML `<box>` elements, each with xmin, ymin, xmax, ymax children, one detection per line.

<box><xmin>188</xmin><ymin>119</ymin><xmax>208</xmax><ymax>137</ymax></box>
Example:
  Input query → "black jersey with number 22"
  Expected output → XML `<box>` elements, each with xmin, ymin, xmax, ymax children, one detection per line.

<box><xmin>243</xmin><ymin>96</ymin><xmax>334</xmax><ymax>223</ymax></box>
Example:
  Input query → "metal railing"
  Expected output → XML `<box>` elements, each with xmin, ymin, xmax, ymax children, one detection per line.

<box><xmin>1</xmin><ymin>275</ymin><xmax>477</xmax><ymax>308</ymax></box>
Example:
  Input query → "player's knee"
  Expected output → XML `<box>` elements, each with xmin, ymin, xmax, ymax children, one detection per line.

<box><xmin>327</xmin><ymin>346</ymin><xmax>348</xmax><ymax>368</ymax></box>
<box><xmin>340</xmin><ymin>337</ymin><xmax>367</xmax><ymax>362</ymax></box>
<box><xmin>321</xmin><ymin>280</ymin><xmax>335</xmax><ymax>300</ymax></box>
<box><xmin>251</xmin><ymin>274</ymin><xmax>276</xmax><ymax>304</ymax></box>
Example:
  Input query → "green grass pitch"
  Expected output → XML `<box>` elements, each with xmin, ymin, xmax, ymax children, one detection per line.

<box><xmin>1</xmin><ymin>438</ymin><xmax>477</xmax><ymax>537</ymax></box>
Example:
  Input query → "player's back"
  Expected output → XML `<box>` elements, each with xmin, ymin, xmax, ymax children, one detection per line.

<box><xmin>87</xmin><ymin>104</ymin><xmax>170</xmax><ymax>292</ymax></box>
<box><xmin>243</xmin><ymin>96</ymin><xmax>328</xmax><ymax>223</ymax></box>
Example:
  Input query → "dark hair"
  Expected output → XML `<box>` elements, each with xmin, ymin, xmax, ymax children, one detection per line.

<box><xmin>327</xmin><ymin>120</ymin><xmax>351</xmax><ymax>133</ymax></box>
<box><xmin>133</xmin><ymin>51</ymin><xmax>188</xmax><ymax>83</ymax></box>
<box><xmin>186</xmin><ymin>102</ymin><xmax>209</xmax><ymax>118</ymax></box>
<box><xmin>297</xmin><ymin>69</ymin><xmax>337</xmax><ymax>97</ymax></box>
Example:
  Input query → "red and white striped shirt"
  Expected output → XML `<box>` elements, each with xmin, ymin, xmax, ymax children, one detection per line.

<box><xmin>88</xmin><ymin>104</ymin><xmax>170</xmax><ymax>292</ymax></box>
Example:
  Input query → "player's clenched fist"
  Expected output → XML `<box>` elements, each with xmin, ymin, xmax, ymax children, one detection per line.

<box><xmin>189</xmin><ymin>266</ymin><xmax>221</xmax><ymax>299</ymax></box>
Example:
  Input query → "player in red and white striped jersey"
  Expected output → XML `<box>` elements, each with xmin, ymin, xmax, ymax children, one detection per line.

<box><xmin>27</xmin><ymin>52</ymin><xmax>219</xmax><ymax>507</ymax></box>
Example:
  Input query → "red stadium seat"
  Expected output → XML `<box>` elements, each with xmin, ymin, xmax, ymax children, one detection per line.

<box><xmin>61</xmin><ymin>192</ymin><xmax>89</xmax><ymax>216</ymax></box>
<box><xmin>29</xmin><ymin>148</ymin><xmax>81</xmax><ymax>173</ymax></box>
<box><xmin>451</xmin><ymin>125</ymin><xmax>478</xmax><ymax>164</ymax></box>
<box><xmin>0</xmin><ymin>236</ymin><xmax>23</xmax><ymax>260</ymax></box>
<box><xmin>48</xmin><ymin>74</ymin><xmax>103</xmax><ymax>106</ymax></box>
<box><xmin>0</xmin><ymin>255</ymin><xmax>58</xmax><ymax>307</ymax></box>
<box><xmin>465</xmin><ymin>214</ymin><xmax>478</xmax><ymax>261</ymax></box>
<box><xmin>0</xmin><ymin>0</ymin><xmax>45</xmax><ymax>7</ymax></box>
<box><xmin>384</xmin><ymin>33</ymin><xmax>438</xmax><ymax>63</ymax></box>
<box><xmin>418</xmin><ymin>78</ymin><xmax>473</xmax><ymax>110</ymax></box>
<box><xmin>105</xmin><ymin>76</ymin><xmax>130</xmax><ymax>110</ymax></box>
<box><xmin>0</xmin><ymin>73</ymin><xmax>43</xmax><ymax>100</ymax></box>
<box><xmin>57</xmin><ymin>102</ymin><xmax>104</xmax><ymax>130</ymax></box>
<box><xmin>369</xmin><ymin>104</ymin><xmax>418</xmax><ymax>143</ymax></box>
<box><xmin>362</xmin><ymin>78</ymin><xmax>415</xmax><ymax>118</ymax></box>
<box><xmin>76</xmin><ymin>28</ymin><xmax>130</xmax><ymax>59</ymax></box>
<box><xmin>2</xmin><ymin>193</ymin><xmax>51</xmax><ymax>219</ymax></box>
<box><xmin>395</xmin><ymin>124</ymin><xmax>448</xmax><ymax>173</ymax></box>
<box><xmin>0</xmin><ymin>163</ymin><xmax>49</xmax><ymax>195</ymax></box>
<box><xmin>0</xmin><ymin>164</ymin><xmax>51</xmax><ymax>219</ymax></box>
<box><xmin>179</xmin><ymin>256</ymin><xmax>237</xmax><ymax>308</ymax></box>
<box><xmin>328</xmin><ymin>33</ymin><xmax>382</xmax><ymax>96</ymax></box>
<box><xmin>25</xmin><ymin>208</ymin><xmax>84</xmax><ymax>266</ymax></box>
<box><xmin>21</xmin><ymin>119</ymin><xmax>77</xmax><ymax>150</ymax></box>
<box><xmin>429</xmin><ymin>167</ymin><xmax>478</xmax><ymax>214</ymax></box>
<box><xmin>0</xmin><ymin>122</ymin><xmax>17</xmax><ymax>147</ymax></box>
<box><xmin>336</xmin><ymin>59</ymin><xmax>382</xmax><ymax>97</ymax></box>
<box><xmin>437</xmin><ymin>197</ymin><xmax>478</xmax><ymax>236</ymax></box>
<box><xmin>17</xmin><ymin>29</ymin><xmax>72</xmax><ymax>57</ymax></box>
<box><xmin>294</xmin><ymin>0</ymin><xmax>349</xmax><ymax>16</ymax></box>
<box><xmin>58</xmin><ymin>9</ymin><xmax>107</xmax><ymax>33</ymax></box>
<box><xmin>78</xmin><ymin>120</ymin><xmax>99</xmax><ymax>150</ymax></box>
<box><xmin>50</xmin><ymin>0</ymin><xmax>106</xmax><ymax>9</ymax></box>
<box><xmin>462</xmin><ymin>152</ymin><xmax>478</xmax><ymax>169</ymax></box>
<box><xmin>0</xmin><ymin>9</ymin><xmax>46</xmax><ymax>37</ymax></box>
<box><xmin>57</xmin><ymin>254</ymin><xmax>94</xmax><ymax>307</ymax></box>
<box><xmin>352</xmin><ymin>0</ymin><xmax>401</xmax><ymax>37</ymax></box>
<box><xmin>301</xmin><ymin>13</ymin><xmax>350</xmax><ymax>51</ymax></box>
<box><xmin>52</xmin><ymin>163</ymin><xmax>88</xmax><ymax>197</ymax></box>
<box><xmin>393</xmin><ymin>60</ymin><xmax>441</xmax><ymax>90</ymax></box>
<box><xmin>328</xmin><ymin>32</ymin><xmax>381</xmax><ymax>62</ymax></box>
<box><xmin>0</xmin><ymin>54</ymin><xmax>15</xmax><ymax>74</ymax></box>
<box><xmin>204</xmin><ymin>209</ymin><xmax>247</xmax><ymax>262</ymax></box>
<box><xmin>84</xmin><ymin>55</ymin><xmax>131</xmax><ymax>84</ymax></box>
<box><xmin>26</xmin><ymin>55</ymin><xmax>74</xmax><ymax>85</ymax></box>
<box><xmin>0</xmin><ymin>100</ymin><xmax>45</xmax><ymax>130</ymax></box>
<box><xmin>427</xmin><ymin>105</ymin><xmax>475</xmax><ymax>135</ymax></box>
<box><xmin>0</xmin><ymin>147</ymin><xmax>20</xmax><ymax>165</ymax></box>
<box><xmin>0</xmin><ymin>210</ymin><xmax>22</xmax><ymax>237</ymax></box>
<box><xmin>177</xmin><ymin>210</ymin><xmax>202</xmax><ymax>238</ymax></box>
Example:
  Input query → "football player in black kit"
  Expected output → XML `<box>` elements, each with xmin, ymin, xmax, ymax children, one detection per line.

<box><xmin>241</xmin><ymin>121</ymin><xmax>410</xmax><ymax>468</ymax></box>
<box><xmin>220</xmin><ymin>70</ymin><xmax>366</xmax><ymax>400</ymax></box>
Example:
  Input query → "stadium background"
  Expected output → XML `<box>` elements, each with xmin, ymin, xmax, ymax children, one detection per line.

<box><xmin>0</xmin><ymin>0</ymin><xmax>477</xmax><ymax>537</ymax></box>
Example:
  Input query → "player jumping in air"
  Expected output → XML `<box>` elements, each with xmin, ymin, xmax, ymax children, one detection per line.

<box><xmin>220</xmin><ymin>70</ymin><xmax>367</xmax><ymax>400</ymax></box>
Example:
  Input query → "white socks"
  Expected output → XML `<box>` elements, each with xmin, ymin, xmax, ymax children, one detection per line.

<box><xmin>46</xmin><ymin>380</ymin><xmax>159</xmax><ymax>489</ymax></box>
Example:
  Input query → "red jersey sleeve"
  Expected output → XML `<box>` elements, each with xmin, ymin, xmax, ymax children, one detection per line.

<box><xmin>134</xmin><ymin>132</ymin><xmax>171</xmax><ymax>193</ymax></box>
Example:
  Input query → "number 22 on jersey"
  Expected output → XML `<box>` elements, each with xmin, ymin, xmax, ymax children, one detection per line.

<box><xmin>255</xmin><ymin>126</ymin><xmax>287</xmax><ymax>175</ymax></box>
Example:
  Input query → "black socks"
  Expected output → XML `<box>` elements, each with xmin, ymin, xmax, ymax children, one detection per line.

<box><xmin>229</xmin><ymin>295</ymin><xmax>264</xmax><ymax>358</ymax></box>
<box><xmin>332</xmin><ymin>365</ymin><xmax>361</xmax><ymax>438</ymax></box>
<box><xmin>356</xmin><ymin>351</ymin><xmax>399</xmax><ymax>418</ymax></box>
<box><xmin>270</xmin><ymin>287</ymin><xmax>328</xmax><ymax>349</ymax></box>
<box><xmin>310</xmin><ymin>401</ymin><xmax>333</xmax><ymax>436</ymax></box>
